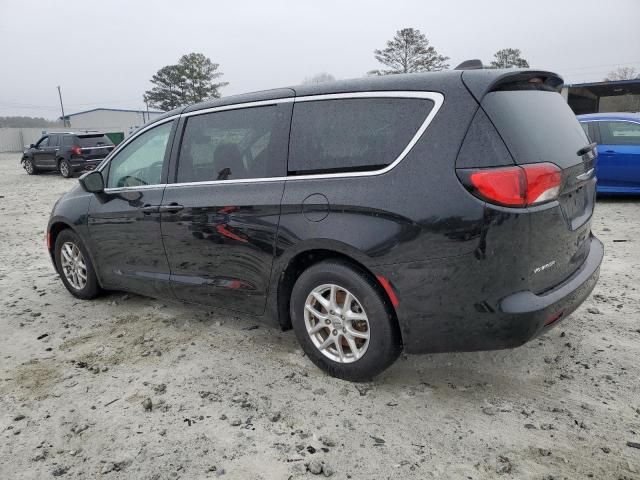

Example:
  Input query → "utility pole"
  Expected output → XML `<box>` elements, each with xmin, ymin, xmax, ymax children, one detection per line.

<box><xmin>145</xmin><ymin>99</ymin><xmax>150</xmax><ymax>123</ymax></box>
<box><xmin>57</xmin><ymin>86</ymin><xmax>67</xmax><ymax>128</ymax></box>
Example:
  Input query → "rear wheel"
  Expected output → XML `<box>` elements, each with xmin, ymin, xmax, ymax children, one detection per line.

<box><xmin>290</xmin><ymin>260</ymin><xmax>402</xmax><ymax>381</ymax></box>
<box><xmin>58</xmin><ymin>159</ymin><xmax>73</xmax><ymax>178</ymax></box>
<box><xmin>23</xmin><ymin>158</ymin><xmax>38</xmax><ymax>175</ymax></box>
<box><xmin>54</xmin><ymin>229</ymin><xmax>100</xmax><ymax>299</ymax></box>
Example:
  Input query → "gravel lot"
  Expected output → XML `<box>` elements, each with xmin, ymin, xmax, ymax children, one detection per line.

<box><xmin>1</xmin><ymin>151</ymin><xmax>639</xmax><ymax>480</ymax></box>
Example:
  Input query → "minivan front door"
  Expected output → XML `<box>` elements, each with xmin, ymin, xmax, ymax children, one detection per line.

<box><xmin>161</xmin><ymin>101</ymin><xmax>292</xmax><ymax>315</ymax></box>
<box><xmin>87</xmin><ymin>119</ymin><xmax>176</xmax><ymax>298</ymax></box>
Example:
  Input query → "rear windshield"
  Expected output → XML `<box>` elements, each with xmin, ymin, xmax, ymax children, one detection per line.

<box><xmin>481</xmin><ymin>90</ymin><xmax>589</xmax><ymax>168</ymax></box>
<box><xmin>76</xmin><ymin>134</ymin><xmax>114</xmax><ymax>147</ymax></box>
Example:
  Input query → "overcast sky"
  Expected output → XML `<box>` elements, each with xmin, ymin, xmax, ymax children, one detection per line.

<box><xmin>1</xmin><ymin>0</ymin><xmax>639</xmax><ymax>119</ymax></box>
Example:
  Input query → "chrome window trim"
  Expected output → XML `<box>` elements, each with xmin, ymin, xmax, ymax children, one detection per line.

<box><xmin>101</xmin><ymin>91</ymin><xmax>444</xmax><ymax>192</ymax></box>
<box><xmin>166</xmin><ymin>91</ymin><xmax>444</xmax><ymax>189</ymax></box>
<box><xmin>103</xmin><ymin>184</ymin><xmax>166</xmax><ymax>194</ymax></box>
<box><xmin>182</xmin><ymin>98</ymin><xmax>294</xmax><ymax>118</ymax></box>
<box><xmin>579</xmin><ymin>119</ymin><xmax>640</xmax><ymax>125</ymax></box>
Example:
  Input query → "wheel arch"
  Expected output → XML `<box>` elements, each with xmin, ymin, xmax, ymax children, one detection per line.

<box><xmin>48</xmin><ymin>220</ymin><xmax>75</xmax><ymax>268</ymax></box>
<box><xmin>275</xmin><ymin>247</ymin><xmax>399</xmax><ymax>335</ymax></box>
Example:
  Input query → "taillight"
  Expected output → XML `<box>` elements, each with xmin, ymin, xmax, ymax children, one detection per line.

<box><xmin>458</xmin><ymin>162</ymin><xmax>562</xmax><ymax>207</ymax></box>
<box><xmin>71</xmin><ymin>146</ymin><xmax>82</xmax><ymax>156</ymax></box>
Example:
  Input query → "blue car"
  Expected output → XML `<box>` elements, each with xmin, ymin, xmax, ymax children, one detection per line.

<box><xmin>577</xmin><ymin>112</ymin><xmax>640</xmax><ymax>195</ymax></box>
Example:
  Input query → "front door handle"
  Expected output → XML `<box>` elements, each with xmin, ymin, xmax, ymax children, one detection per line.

<box><xmin>159</xmin><ymin>203</ymin><xmax>184</xmax><ymax>214</ymax></box>
<box><xmin>140</xmin><ymin>205</ymin><xmax>160</xmax><ymax>215</ymax></box>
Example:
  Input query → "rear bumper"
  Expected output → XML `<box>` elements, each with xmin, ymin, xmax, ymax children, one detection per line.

<box><xmin>70</xmin><ymin>159</ymin><xmax>104</xmax><ymax>171</ymax></box>
<box><xmin>379</xmin><ymin>235</ymin><xmax>604</xmax><ymax>354</ymax></box>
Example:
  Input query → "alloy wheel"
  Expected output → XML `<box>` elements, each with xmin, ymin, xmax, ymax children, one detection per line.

<box><xmin>59</xmin><ymin>161</ymin><xmax>69</xmax><ymax>177</ymax></box>
<box><xmin>304</xmin><ymin>284</ymin><xmax>370</xmax><ymax>363</ymax></box>
<box><xmin>24</xmin><ymin>160</ymin><xmax>33</xmax><ymax>174</ymax></box>
<box><xmin>60</xmin><ymin>241</ymin><xmax>87</xmax><ymax>290</ymax></box>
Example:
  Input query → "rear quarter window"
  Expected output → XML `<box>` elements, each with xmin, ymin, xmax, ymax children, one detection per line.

<box><xmin>288</xmin><ymin>97</ymin><xmax>434</xmax><ymax>175</ymax></box>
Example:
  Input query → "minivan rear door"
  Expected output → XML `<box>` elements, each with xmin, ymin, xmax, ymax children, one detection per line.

<box><xmin>161</xmin><ymin>98</ymin><xmax>293</xmax><ymax>315</ymax></box>
<box><xmin>479</xmin><ymin>87</ymin><xmax>597</xmax><ymax>292</ymax></box>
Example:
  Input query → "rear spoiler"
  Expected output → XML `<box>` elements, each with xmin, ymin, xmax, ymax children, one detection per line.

<box><xmin>461</xmin><ymin>69</ymin><xmax>564</xmax><ymax>102</ymax></box>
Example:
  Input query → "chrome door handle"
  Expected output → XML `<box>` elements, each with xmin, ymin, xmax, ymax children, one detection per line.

<box><xmin>140</xmin><ymin>205</ymin><xmax>159</xmax><ymax>214</ymax></box>
<box><xmin>159</xmin><ymin>204</ymin><xmax>184</xmax><ymax>213</ymax></box>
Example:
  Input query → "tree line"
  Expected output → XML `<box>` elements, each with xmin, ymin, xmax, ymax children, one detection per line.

<box><xmin>143</xmin><ymin>27</ymin><xmax>635</xmax><ymax>112</ymax></box>
<box><xmin>0</xmin><ymin>116</ymin><xmax>62</xmax><ymax>128</ymax></box>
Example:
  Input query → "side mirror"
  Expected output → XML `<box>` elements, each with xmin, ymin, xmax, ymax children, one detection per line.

<box><xmin>79</xmin><ymin>170</ymin><xmax>105</xmax><ymax>193</ymax></box>
<box><xmin>29</xmin><ymin>144</ymin><xmax>35</xmax><ymax>149</ymax></box>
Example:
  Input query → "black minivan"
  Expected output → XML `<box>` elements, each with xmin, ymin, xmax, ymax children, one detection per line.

<box><xmin>47</xmin><ymin>69</ymin><xmax>603</xmax><ymax>381</ymax></box>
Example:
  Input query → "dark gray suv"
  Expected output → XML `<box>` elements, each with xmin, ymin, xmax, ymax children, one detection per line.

<box><xmin>22</xmin><ymin>132</ymin><xmax>115</xmax><ymax>178</ymax></box>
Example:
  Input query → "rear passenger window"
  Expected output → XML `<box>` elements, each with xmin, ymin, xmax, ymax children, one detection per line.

<box><xmin>598</xmin><ymin>121</ymin><xmax>640</xmax><ymax>146</ymax></box>
<box><xmin>288</xmin><ymin>98</ymin><xmax>433</xmax><ymax>175</ymax></box>
<box><xmin>176</xmin><ymin>104</ymin><xmax>291</xmax><ymax>183</ymax></box>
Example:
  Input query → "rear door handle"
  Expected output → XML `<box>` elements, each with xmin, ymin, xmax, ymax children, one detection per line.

<box><xmin>159</xmin><ymin>203</ymin><xmax>184</xmax><ymax>214</ymax></box>
<box><xmin>604</xmin><ymin>150</ymin><xmax>616</xmax><ymax>154</ymax></box>
<box><xmin>140</xmin><ymin>205</ymin><xmax>160</xmax><ymax>215</ymax></box>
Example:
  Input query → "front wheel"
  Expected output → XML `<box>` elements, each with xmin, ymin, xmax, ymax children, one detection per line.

<box><xmin>58</xmin><ymin>159</ymin><xmax>73</xmax><ymax>178</ymax></box>
<box><xmin>290</xmin><ymin>260</ymin><xmax>402</xmax><ymax>381</ymax></box>
<box><xmin>54</xmin><ymin>229</ymin><xmax>100</xmax><ymax>299</ymax></box>
<box><xmin>23</xmin><ymin>158</ymin><xmax>38</xmax><ymax>175</ymax></box>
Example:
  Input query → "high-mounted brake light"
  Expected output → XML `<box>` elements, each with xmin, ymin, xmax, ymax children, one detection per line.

<box><xmin>71</xmin><ymin>146</ymin><xmax>82</xmax><ymax>156</ymax></box>
<box><xmin>459</xmin><ymin>163</ymin><xmax>561</xmax><ymax>207</ymax></box>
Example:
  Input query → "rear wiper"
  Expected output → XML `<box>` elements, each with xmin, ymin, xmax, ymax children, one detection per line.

<box><xmin>577</xmin><ymin>142</ymin><xmax>597</xmax><ymax>156</ymax></box>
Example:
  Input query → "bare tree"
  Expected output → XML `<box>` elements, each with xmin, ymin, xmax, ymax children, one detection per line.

<box><xmin>368</xmin><ymin>28</ymin><xmax>449</xmax><ymax>76</ymax></box>
<box><xmin>489</xmin><ymin>48</ymin><xmax>529</xmax><ymax>69</ymax></box>
<box><xmin>302</xmin><ymin>73</ymin><xmax>336</xmax><ymax>84</ymax></box>
<box><xmin>604</xmin><ymin>66</ymin><xmax>638</xmax><ymax>81</ymax></box>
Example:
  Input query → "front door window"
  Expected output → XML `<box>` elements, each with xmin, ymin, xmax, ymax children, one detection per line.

<box><xmin>106</xmin><ymin>121</ymin><xmax>174</xmax><ymax>188</ymax></box>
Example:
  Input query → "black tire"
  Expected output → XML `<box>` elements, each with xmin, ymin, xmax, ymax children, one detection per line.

<box><xmin>290</xmin><ymin>260</ymin><xmax>402</xmax><ymax>381</ymax></box>
<box><xmin>54</xmin><ymin>229</ymin><xmax>101</xmax><ymax>299</ymax></box>
<box><xmin>23</xmin><ymin>158</ymin><xmax>38</xmax><ymax>175</ymax></box>
<box><xmin>58</xmin><ymin>158</ymin><xmax>73</xmax><ymax>178</ymax></box>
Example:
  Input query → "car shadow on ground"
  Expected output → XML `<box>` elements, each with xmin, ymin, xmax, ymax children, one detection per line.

<box><xmin>89</xmin><ymin>289</ymin><xmax>559</xmax><ymax>396</ymax></box>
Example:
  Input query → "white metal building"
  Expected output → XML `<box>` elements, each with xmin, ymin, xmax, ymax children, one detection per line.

<box><xmin>61</xmin><ymin>108</ymin><xmax>164</xmax><ymax>137</ymax></box>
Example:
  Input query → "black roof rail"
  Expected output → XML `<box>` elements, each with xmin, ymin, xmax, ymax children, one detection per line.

<box><xmin>454</xmin><ymin>59</ymin><xmax>484</xmax><ymax>70</ymax></box>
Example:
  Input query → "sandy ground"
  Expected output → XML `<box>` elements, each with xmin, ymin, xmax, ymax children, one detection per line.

<box><xmin>0</xmin><ymin>151</ymin><xmax>639</xmax><ymax>480</ymax></box>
